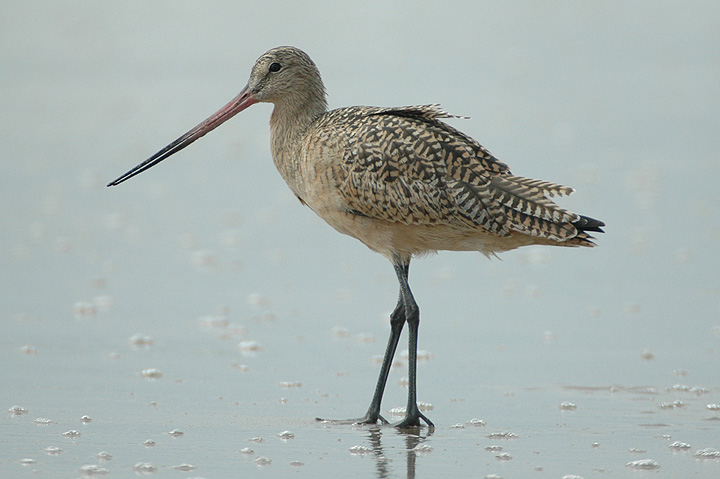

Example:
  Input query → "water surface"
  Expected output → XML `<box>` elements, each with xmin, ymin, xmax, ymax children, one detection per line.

<box><xmin>2</xmin><ymin>1</ymin><xmax>719</xmax><ymax>477</ymax></box>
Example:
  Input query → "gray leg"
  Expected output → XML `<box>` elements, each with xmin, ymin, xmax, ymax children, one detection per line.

<box><xmin>316</xmin><ymin>263</ymin><xmax>407</xmax><ymax>425</ymax></box>
<box><xmin>355</xmin><ymin>289</ymin><xmax>405</xmax><ymax>424</ymax></box>
<box><xmin>391</xmin><ymin>259</ymin><xmax>434</xmax><ymax>429</ymax></box>
<box><xmin>316</xmin><ymin>259</ymin><xmax>432</xmax><ymax>428</ymax></box>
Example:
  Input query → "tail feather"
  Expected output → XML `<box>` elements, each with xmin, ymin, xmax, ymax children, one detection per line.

<box><xmin>574</xmin><ymin>215</ymin><xmax>605</xmax><ymax>233</ymax></box>
<box><xmin>484</xmin><ymin>175</ymin><xmax>605</xmax><ymax>245</ymax></box>
<box><xmin>565</xmin><ymin>215</ymin><xmax>604</xmax><ymax>247</ymax></box>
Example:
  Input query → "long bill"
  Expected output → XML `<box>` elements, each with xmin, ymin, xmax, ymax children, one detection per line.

<box><xmin>107</xmin><ymin>85</ymin><xmax>257</xmax><ymax>187</ymax></box>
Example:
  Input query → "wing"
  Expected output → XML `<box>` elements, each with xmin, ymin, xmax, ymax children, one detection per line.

<box><xmin>329</xmin><ymin>105</ymin><xmax>585</xmax><ymax>242</ymax></box>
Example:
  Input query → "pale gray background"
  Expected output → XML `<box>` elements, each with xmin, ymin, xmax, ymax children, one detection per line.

<box><xmin>2</xmin><ymin>1</ymin><xmax>719</xmax><ymax>477</ymax></box>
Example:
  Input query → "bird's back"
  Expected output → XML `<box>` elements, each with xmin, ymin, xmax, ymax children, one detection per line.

<box><xmin>291</xmin><ymin>104</ymin><xmax>601</xmax><ymax>257</ymax></box>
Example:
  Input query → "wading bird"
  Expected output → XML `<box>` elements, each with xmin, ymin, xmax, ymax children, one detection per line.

<box><xmin>108</xmin><ymin>46</ymin><xmax>604</xmax><ymax>429</ymax></box>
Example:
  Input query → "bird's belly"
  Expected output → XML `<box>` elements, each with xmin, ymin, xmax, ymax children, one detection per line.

<box><xmin>308</xmin><ymin>202</ymin><xmax>530</xmax><ymax>260</ymax></box>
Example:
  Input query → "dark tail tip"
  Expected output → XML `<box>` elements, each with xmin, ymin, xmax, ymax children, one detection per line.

<box><xmin>574</xmin><ymin>215</ymin><xmax>605</xmax><ymax>233</ymax></box>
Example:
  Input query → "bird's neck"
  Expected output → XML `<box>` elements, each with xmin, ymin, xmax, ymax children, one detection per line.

<box><xmin>269</xmin><ymin>95</ymin><xmax>327</xmax><ymax>196</ymax></box>
<box><xmin>270</xmin><ymin>91</ymin><xmax>327</xmax><ymax>138</ymax></box>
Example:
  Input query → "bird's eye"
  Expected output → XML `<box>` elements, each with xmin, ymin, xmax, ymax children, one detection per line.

<box><xmin>269</xmin><ymin>62</ymin><xmax>282</xmax><ymax>73</ymax></box>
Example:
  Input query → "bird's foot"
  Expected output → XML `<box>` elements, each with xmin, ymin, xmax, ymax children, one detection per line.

<box><xmin>316</xmin><ymin>412</ymin><xmax>389</xmax><ymax>426</ymax></box>
<box><xmin>392</xmin><ymin>410</ymin><xmax>434</xmax><ymax>430</ymax></box>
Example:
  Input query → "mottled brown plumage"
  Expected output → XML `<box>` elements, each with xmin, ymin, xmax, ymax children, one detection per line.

<box><xmin>108</xmin><ymin>46</ymin><xmax>604</xmax><ymax>429</ymax></box>
<box><xmin>248</xmin><ymin>47</ymin><xmax>603</xmax><ymax>264</ymax></box>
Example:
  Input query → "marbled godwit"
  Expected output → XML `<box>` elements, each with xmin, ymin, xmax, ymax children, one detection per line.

<box><xmin>109</xmin><ymin>46</ymin><xmax>604</xmax><ymax>429</ymax></box>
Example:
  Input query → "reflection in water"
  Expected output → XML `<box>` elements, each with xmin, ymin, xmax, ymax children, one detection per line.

<box><xmin>365</xmin><ymin>426</ymin><xmax>434</xmax><ymax>479</ymax></box>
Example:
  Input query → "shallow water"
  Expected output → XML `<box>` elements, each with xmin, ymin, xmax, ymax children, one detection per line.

<box><xmin>2</xmin><ymin>1</ymin><xmax>720</xmax><ymax>478</ymax></box>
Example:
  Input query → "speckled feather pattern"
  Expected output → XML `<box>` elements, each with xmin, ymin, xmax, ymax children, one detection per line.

<box><xmin>302</xmin><ymin>105</ymin><xmax>591</xmax><ymax>244</ymax></box>
<box><xmin>254</xmin><ymin>47</ymin><xmax>602</xmax><ymax>259</ymax></box>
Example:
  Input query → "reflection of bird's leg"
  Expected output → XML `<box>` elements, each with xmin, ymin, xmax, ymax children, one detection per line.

<box><xmin>367</xmin><ymin>427</ymin><xmax>391</xmax><ymax>478</ymax></box>
<box><xmin>405</xmin><ymin>433</ymin><xmax>422</xmax><ymax>479</ymax></box>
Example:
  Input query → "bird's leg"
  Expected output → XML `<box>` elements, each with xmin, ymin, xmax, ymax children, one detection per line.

<box><xmin>391</xmin><ymin>260</ymin><xmax>434</xmax><ymax>429</ymax></box>
<box><xmin>354</xmin><ymin>265</ymin><xmax>409</xmax><ymax>424</ymax></box>
<box><xmin>316</xmin><ymin>264</ymin><xmax>407</xmax><ymax>426</ymax></box>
